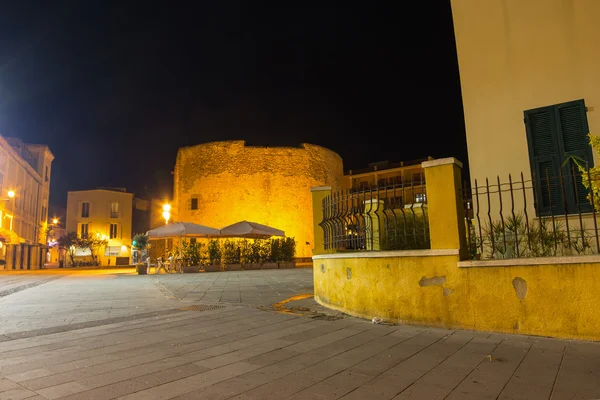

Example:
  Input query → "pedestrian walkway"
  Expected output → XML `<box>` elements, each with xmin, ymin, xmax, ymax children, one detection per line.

<box><xmin>0</xmin><ymin>269</ymin><xmax>598</xmax><ymax>399</ymax></box>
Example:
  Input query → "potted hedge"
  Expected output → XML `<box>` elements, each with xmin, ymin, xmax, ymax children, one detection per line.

<box><xmin>278</xmin><ymin>237</ymin><xmax>296</xmax><ymax>269</ymax></box>
<box><xmin>242</xmin><ymin>240</ymin><xmax>262</xmax><ymax>270</ymax></box>
<box><xmin>133</xmin><ymin>233</ymin><xmax>149</xmax><ymax>275</ymax></box>
<box><xmin>205</xmin><ymin>239</ymin><xmax>221</xmax><ymax>272</ymax></box>
<box><xmin>260</xmin><ymin>239</ymin><xmax>278</xmax><ymax>269</ymax></box>
<box><xmin>181</xmin><ymin>240</ymin><xmax>202</xmax><ymax>273</ymax></box>
<box><xmin>222</xmin><ymin>239</ymin><xmax>242</xmax><ymax>271</ymax></box>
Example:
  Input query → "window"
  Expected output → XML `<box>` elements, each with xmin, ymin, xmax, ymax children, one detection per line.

<box><xmin>412</xmin><ymin>173</ymin><xmax>425</xmax><ymax>185</ymax></box>
<box><xmin>81</xmin><ymin>202</ymin><xmax>90</xmax><ymax>218</ymax></box>
<box><xmin>110</xmin><ymin>223</ymin><xmax>118</xmax><ymax>239</ymax></box>
<box><xmin>110</xmin><ymin>202</ymin><xmax>119</xmax><ymax>218</ymax></box>
<box><xmin>80</xmin><ymin>223</ymin><xmax>89</xmax><ymax>238</ymax></box>
<box><xmin>415</xmin><ymin>193</ymin><xmax>427</xmax><ymax>203</ymax></box>
<box><xmin>104</xmin><ymin>246</ymin><xmax>120</xmax><ymax>256</ymax></box>
<box><xmin>41</xmin><ymin>206</ymin><xmax>46</xmax><ymax>222</ymax></box>
<box><xmin>45</xmin><ymin>166</ymin><xmax>49</xmax><ymax>182</ymax></box>
<box><xmin>191</xmin><ymin>197</ymin><xmax>199</xmax><ymax>210</ymax></box>
<box><xmin>524</xmin><ymin>99</ymin><xmax>593</xmax><ymax>215</ymax></box>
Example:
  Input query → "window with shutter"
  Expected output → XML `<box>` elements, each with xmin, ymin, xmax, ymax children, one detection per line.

<box><xmin>524</xmin><ymin>99</ymin><xmax>593</xmax><ymax>216</ymax></box>
<box><xmin>110</xmin><ymin>223</ymin><xmax>118</xmax><ymax>239</ymax></box>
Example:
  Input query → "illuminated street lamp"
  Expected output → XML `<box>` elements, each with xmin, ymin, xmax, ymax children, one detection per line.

<box><xmin>52</xmin><ymin>218</ymin><xmax>58</xmax><ymax>225</ymax></box>
<box><xmin>7</xmin><ymin>190</ymin><xmax>15</xmax><ymax>199</ymax></box>
<box><xmin>162</xmin><ymin>203</ymin><xmax>171</xmax><ymax>225</ymax></box>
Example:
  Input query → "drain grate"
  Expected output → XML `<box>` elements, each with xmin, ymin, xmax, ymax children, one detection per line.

<box><xmin>178</xmin><ymin>304</ymin><xmax>226</xmax><ymax>312</ymax></box>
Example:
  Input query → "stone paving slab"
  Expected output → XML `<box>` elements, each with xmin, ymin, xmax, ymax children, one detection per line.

<box><xmin>0</xmin><ymin>269</ymin><xmax>599</xmax><ymax>399</ymax></box>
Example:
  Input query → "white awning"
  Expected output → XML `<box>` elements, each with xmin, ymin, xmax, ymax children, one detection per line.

<box><xmin>147</xmin><ymin>222</ymin><xmax>220</xmax><ymax>238</ymax></box>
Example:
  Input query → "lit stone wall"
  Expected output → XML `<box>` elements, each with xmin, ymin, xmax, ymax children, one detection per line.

<box><xmin>173</xmin><ymin>141</ymin><xmax>343</xmax><ymax>258</ymax></box>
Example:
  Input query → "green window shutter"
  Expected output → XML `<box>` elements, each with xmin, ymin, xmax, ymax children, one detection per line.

<box><xmin>525</xmin><ymin>106</ymin><xmax>564</xmax><ymax>215</ymax></box>
<box><xmin>555</xmin><ymin>99</ymin><xmax>593</xmax><ymax>212</ymax></box>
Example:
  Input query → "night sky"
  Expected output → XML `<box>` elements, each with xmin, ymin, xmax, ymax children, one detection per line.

<box><xmin>0</xmin><ymin>1</ymin><xmax>467</xmax><ymax>215</ymax></box>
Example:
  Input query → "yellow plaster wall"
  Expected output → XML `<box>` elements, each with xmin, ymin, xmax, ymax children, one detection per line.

<box><xmin>314</xmin><ymin>254</ymin><xmax>600</xmax><ymax>341</ymax></box>
<box><xmin>174</xmin><ymin>141</ymin><xmax>343</xmax><ymax>257</ymax></box>
<box><xmin>451</xmin><ymin>0</ymin><xmax>600</xmax><ymax>216</ymax></box>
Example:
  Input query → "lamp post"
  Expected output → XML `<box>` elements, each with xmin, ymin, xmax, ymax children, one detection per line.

<box><xmin>162</xmin><ymin>203</ymin><xmax>171</xmax><ymax>256</ymax></box>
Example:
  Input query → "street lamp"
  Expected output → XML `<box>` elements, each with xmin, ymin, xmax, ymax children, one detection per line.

<box><xmin>7</xmin><ymin>191</ymin><xmax>15</xmax><ymax>199</ymax></box>
<box><xmin>162</xmin><ymin>203</ymin><xmax>171</xmax><ymax>225</ymax></box>
<box><xmin>161</xmin><ymin>203</ymin><xmax>171</xmax><ymax>259</ymax></box>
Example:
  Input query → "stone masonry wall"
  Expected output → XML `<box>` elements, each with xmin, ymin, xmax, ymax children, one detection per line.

<box><xmin>173</xmin><ymin>141</ymin><xmax>343</xmax><ymax>257</ymax></box>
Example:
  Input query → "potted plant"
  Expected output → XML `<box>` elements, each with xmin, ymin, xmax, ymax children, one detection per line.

<box><xmin>205</xmin><ymin>239</ymin><xmax>221</xmax><ymax>272</ymax></box>
<box><xmin>243</xmin><ymin>240</ymin><xmax>262</xmax><ymax>270</ymax></box>
<box><xmin>132</xmin><ymin>233</ymin><xmax>149</xmax><ymax>274</ymax></box>
<box><xmin>222</xmin><ymin>239</ymin><xmax>242</xmax><ymax>271</ymax></box>
<box><xmin>278</xmin><ymin>237</ymin><xmax>296</xmax><ymax>269</ymax></box>
<box><xmin>180</xmin><ymin>240</ymin><xmax>201</xmax><ymax>273</ymax></box>
<box><xmin>260</xmin><ymin>239</ymin><xmax>278</xmax><ymax>269</ymax></box>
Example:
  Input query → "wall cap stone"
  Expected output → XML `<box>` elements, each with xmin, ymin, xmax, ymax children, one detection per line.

<box><xmin>312</xmin><ymin>249</ymin><xmax>459</xmax><ymax>260</ymax></box>
<box><xmin>310</xmin><ymin>186</ymin><xmax>332</xmax><ymax>192</ymax></box>
<box><xmin>422</xmin><ymin>157</ymin><xmax>463</xmax><ymax>169</ymax></box>
<box><xmin>458</xmin><ymin>254</ymin><xmax>600</xmax><ymax>268</ymax></box>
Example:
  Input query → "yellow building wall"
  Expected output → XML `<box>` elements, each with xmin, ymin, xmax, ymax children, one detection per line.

<box><xmin>174</xmin><ymin>141</ymin><xmax>343</xmax><ymax>258</ymax></box>
<box><xmin>314</xmin><ymin>254</ymin><xmax>600</xmax><ymax>341</ymax></box>
<box><xmin>451</xmin><ymin>0</ymin><xmax>600</xmax><ymax>213</ymax></box>
<box><xmin>66</xmin><ymin>190</ymin><xmax>133</xmax><ymax>265</ymax></box>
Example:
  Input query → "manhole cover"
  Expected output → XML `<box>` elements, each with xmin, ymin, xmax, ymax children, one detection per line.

<box><xmin>178</xmin><ymin>304</ymin><xmax>226</xmax><ymax>312</ymax></box>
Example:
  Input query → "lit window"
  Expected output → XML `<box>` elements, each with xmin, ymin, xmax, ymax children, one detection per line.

<box><xmin>415</xmin><ymin>193</ymin><xmax>427</xmax><ymax>203</ymax></box>
<box><xmin>104</xmin><ymin>246</ymin><xmax>120</xmax><ymax>256</ymax></box>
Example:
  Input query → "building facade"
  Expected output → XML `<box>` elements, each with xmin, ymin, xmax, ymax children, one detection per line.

<box><xmin>173</xmin><ymin>141</ymin><xmax>344</xmax><ymax>258</ymax></box>
<box><xmin>0</xmin><ymin>136</ymin><xmax>53</xmax><ymax>270</ymax></box>
<box><xmin>451</xmin><ymin>0</ymin><xmax>599</xmax><ymax>220</ymax></box>
<box><xmin>66</xmin><ymin>188</ymin><xmax>133</xmax><ymax>266</ymax></box>
<box><xmin>343</xmin><ymin>158</ymin><xmax>432</xmax><ymax>205</ymax></box>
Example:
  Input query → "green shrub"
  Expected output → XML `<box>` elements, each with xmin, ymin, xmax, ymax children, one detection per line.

<box><xmin>381</xmin><ymin>211</ymin><xmax>430</xmax><ymax>251</ymax></box>
<box><xmin>222</xmin><ymin>239</ymin><xmax>241</xmax><ymax>264</ymax></box>
<box><xmin>471</xmin><ymin>213</ymin><xmax>593</xmax><ymax>259</ymax></box>
<box><xmin>207</xmin><ymin>239</ymin><xmax>221</xmax><ymax>265</ymax></box>
<box><xmin>281</xmin><ymin>237</ymin><xmax>296</xmax><ymax>262</ymax></box>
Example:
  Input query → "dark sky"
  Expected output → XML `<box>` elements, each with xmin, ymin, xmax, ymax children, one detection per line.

<box><xmin>0</xmin><ymin>1</ymin><xmax>467</xmax><ymax>214</ymax></box>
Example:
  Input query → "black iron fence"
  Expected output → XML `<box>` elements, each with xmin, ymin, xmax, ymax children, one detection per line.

<box><xmin>465</xmin><ymin>168</ymin><xmax>600</xmax><ymax>260</ymax></box>
<box><xmin>321</xmin><ymin>178</ymin><xmax>430</xmax><ymax>251</ymax></box>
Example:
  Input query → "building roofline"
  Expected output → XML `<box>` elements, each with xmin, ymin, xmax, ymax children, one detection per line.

<box><xmin>67</xmin><ymin>189</ymin><xmax>134</xmax><ymax>195</ymax></box>
<box><xmin>25</xmin><ymin>143</ymin><xmax>55</xmax><ymax>161</ymax></box>
<box><xmin>0</xmin><ymin>135</ymin><xmax>44</xmax><ymax>183</ymax></box>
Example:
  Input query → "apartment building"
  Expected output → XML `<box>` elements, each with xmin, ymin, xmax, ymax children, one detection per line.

<box><xmin>343</xmin><ymin>157</ymin><xmax>433</xmax><ymax>205</ymax></box>
<box><xmin>66</xmin><ymin>188</ymin><xmax>134</xmax><ymax>266</ymax></box>
<box><xmin>0</xmin><ymin>136</ymin><xmax>54</xmax><ymax>270</ymax></box>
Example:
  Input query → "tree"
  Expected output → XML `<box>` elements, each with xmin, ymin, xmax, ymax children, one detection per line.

<box><xmin>132</xmin><ymin>233</ymin><xmax>149</xmax><ymax>263</ymax></box>
<box><xmin>58</xmin><ymin>232</ymin><xmax>78</xmax><ymax>266</ymax></box>
<box><xmin>76</xmin><ymin>232</ymin><xmax>108</xmax><ymax>266</ymax></box>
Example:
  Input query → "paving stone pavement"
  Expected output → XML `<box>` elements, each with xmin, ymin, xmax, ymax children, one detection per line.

<box><xmin>0</xmin><ymin>268</ymin><xmax>599</xmax><ymax>399</ymax></box>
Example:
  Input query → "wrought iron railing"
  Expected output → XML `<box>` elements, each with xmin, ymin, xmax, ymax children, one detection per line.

<box><xmin>321</xmin><ymin>177</ymin><xmax>429</xmax><ymax>251</ymax></box>
<box><xmin>465</xmin><ymin>168</ymin><xmax>600</xmax><ymax>260</ymax></box>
